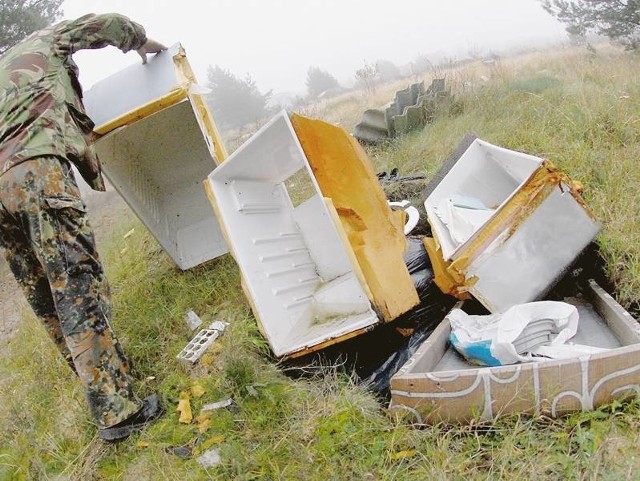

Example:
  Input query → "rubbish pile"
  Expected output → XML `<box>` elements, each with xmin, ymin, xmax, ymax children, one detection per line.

<box><xmin>84</xmin><ymin>45</ymin><xmax>640</xmax><ymax>425</ymax></box>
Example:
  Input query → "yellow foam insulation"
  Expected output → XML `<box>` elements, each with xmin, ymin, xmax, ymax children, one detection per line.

<box><xmin>423</xmin><ymin>237</ymin><xmax>470</xmax><ymax>300</ymax></box>
<box><xmin>290</xmin><ymin>113</ymin><xmax>419</xmax><ymax>321</ymax></box>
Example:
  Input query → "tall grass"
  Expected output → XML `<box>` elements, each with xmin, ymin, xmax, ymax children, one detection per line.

<box><xmin>2</xmin><ymin>44</ymin><xmax>640</xmax><ymax>479</ymax></box>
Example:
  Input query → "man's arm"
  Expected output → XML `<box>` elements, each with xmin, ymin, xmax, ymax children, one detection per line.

<box><xmin>55</xmin><ymin>13</ymin><xmax>148</xmax><ymax>55</ymax></box>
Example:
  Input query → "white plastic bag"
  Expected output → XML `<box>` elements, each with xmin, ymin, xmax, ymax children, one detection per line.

<box><xmin>448</xmin><ymin>301</ymin><xmax>607</xmax><ymax>366</ymax></box>
<box><xmin>434</xmin><ymin>194</ymin><xmax>495</xmax><ymax>246</ymax></box>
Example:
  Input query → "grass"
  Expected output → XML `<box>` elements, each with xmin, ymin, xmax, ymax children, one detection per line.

<box><xmin>3</xmin><ymin>43</ymin><xmax>640</xmax><ymax>479</ymax></box>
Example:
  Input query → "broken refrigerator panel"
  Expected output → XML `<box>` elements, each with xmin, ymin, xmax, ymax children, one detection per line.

<box><xmin>424</xmin><ymin>139</ymin><xmax>601</xmax><ymax>313</ymax></box>
<box><xmin>389</xmin><ymin>280</ymin><xmax>640</xmax><ymax>424</ymax></box>
<box><xmin>205</xmin><ymin>111</ymin><xmax>419</xmax><ymax>358</ymax></box>
<box><xmin>84</xmin><ymin>43</ymin><xmax>228</xmax><ymax>270</ymax></box>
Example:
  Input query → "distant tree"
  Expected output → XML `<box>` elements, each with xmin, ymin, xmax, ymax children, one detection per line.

<box><xmin>375</xmin><ymin>59</ymin><xmax>401</xmax><ymax>82</ymax></box>
<box><xmin>0</xmin><ymin>0</ymin><xmax>63</xmax><ymax>54</ymax></box>
<box><xmin>355</xmin><ymin>61</ymin><xmax>378</xmax><ymax>94</ymax></box>
<box><xmin>305</xmin><ymin>66</ymin><xmax>340</xmax><ymax>99</ymax></box>
<box><xmin>411</xmin><ymin>55</ymin><xmax>433</xmax><ymax>75</ymax></box>
<box><xmin>541</xmin><ymin>0</ymin><xmax>640</xmax><ymax>49</ymax></box>
<box><xmin>206</xmin><ymin>65</ymin><xmax>272</xmax><ymax>130</ymax></box>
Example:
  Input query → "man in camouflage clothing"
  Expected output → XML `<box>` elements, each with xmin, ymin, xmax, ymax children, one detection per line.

<box><xmin>0</xmin><ymin>13</ymin><xmax>165</xmax><ymax>441</ymax></box>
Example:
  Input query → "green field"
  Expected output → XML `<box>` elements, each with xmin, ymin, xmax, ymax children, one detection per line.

<box><xmin>2</xmin><ymin>44</ymin><xmax>640</xmax><ymax>480</ymax></box>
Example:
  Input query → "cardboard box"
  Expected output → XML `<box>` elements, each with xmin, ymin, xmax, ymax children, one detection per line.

<box><xmin>424</xmin><ymin>139</ymin><xmax>601</xmax><ymax>313</ymax></box>
<box><xmin>84</xmin><ymin>44</ymin><xmax>228</xmax><ymax>269</ymax></box>
<box><xmin>389</xmin><ymin>280</ymin><xmax>640</xmax><ymax>423</ymax></box>
<box><xmin>205</xmin><ymin>111</ymin><xmax>419</xmax><ymax>357</ymax></box>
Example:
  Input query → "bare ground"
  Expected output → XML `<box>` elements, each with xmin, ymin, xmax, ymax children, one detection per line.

<box><xmin>0</xmin><ymin>187</ymin><xmax>130</xmax><ymax>341</ymax></box>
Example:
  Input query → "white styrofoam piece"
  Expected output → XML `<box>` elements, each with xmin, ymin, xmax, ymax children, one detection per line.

<box><xmin>207</xmin><ymin>111</ymin><xmax>379</xmax><ymax>357</ymax></box>
<box><xmin>176</xmin><ymin>321</ymin><xmax>229</xmax><ymax>364</ymax></box>
<box><xmin>185</xmin><ymin>310</ymin><xmax>203</xmax><ymax>330</ymax></box>
<box><xmin>84</xmin><ymin>43</ymin><xmax>184</xmax><ymax>127</ymax></box>
<box><xmin>94</xmin><ymin>99</ymin><xmax>227</xmax><ymax>269</ymax></box>
<box><xmin>201</xmin><ymin>398</ymin><xmax>233</xmax><ymax>411</ymax></box>
<box><xmin>425</xmin><ymin>139</ymin><xmax>541</xmax><ymax>261</ymax></box>
<box><xmin>467</xmin><ymin>184</ymin><xmax>601</xmax><ymax>312</ymax></box>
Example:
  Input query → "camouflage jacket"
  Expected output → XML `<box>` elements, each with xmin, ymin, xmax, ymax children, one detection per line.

<box><xmin>0</xmin><ymin>13</ymin><xmax>147</xmax><ymax>191</ymax></box>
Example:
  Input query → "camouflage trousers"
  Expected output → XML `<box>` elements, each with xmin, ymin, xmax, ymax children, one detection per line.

<box><xmin>0</xmin><ymin>156</ymin><xmax>140</xmax><ymax>428</ymax></box>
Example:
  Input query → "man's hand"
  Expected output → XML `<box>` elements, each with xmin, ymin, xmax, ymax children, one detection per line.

<box><xmin>88</xmin><ymin>131</ymin><xmax>103</xmax><ymax>144</ymax></box>
<box><xmin>137</xmin><ymin>38</ymin><xmax>167</xmax><ymax>64</ymax></box>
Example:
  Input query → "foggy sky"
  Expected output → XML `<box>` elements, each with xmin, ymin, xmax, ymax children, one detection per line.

<box><xmin>62</xmin><ymin>0</ymin><xmax>567</xmax><ymax>94</ymax></box>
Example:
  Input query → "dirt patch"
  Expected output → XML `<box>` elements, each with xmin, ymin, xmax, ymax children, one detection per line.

<box><xmin>0</xmin><ymin>187</ymin><xmax>131</xmax><ymax>341</ymax></box>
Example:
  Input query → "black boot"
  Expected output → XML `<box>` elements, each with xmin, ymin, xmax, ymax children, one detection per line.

<box><xmin>98</xmin><ymin>394</ymin><xmax>164</xmax><ymax>442</ymax></box>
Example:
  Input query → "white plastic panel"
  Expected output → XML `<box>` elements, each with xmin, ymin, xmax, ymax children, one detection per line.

<box><xmin>94</xmin><ymin>99</ymin><xmax>227</xmax><ymax>269</ymax></box>
<box><xmin>425</xmin><ymin>139</ymin><xmax>541</xmax><ymax>260</ymax></box>
<box><xmin>84</xmin><ymin>43</ymin><xmax>184</xmax><ymax>127</ymax></box>
<box><xmin>207</xmin><ymin>111</ymin><xmax>378</xmax><ymax>357</ymax></box>
<box><xmin>467</xmin><ymin>185</ymin><xmax>601</xmax><ymax>313</ymax></box>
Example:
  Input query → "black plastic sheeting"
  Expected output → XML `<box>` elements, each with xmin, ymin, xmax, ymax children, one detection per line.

<box><xmin>282</xmin><ymin>236</ymin><xmax>455</xmax><ymax>395</ymax></box>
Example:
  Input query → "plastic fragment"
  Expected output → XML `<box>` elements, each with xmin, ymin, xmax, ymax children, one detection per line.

<box><xmin>185</xmin><ymin>310</ymin><xmax>203</xmax><ymax>330</ymax></box>
<box><xmin>388</xmin><ymin>200</ymin><xmax>420</xmax><ymax>235</ymax></box>
<box><xmin>202</xmin><ymin>398</ymin><xmax>233</xmax><ymax>411</ymax></box>
<box><xmin>197</xmin><ymin>448</ymin><xmax>222</xmax><ymax>468</ymax></box>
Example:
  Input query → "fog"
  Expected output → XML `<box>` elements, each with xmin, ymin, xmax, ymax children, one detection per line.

<box><xmin>62</xmin><ymin>0</ymin><xmax>567</xmax><ymax>95</ymax></box>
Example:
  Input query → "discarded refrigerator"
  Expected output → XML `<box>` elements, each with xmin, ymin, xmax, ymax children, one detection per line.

<box><xmin>84</xmin><ymin>43</ymin><xmax>228</xmax><ymax>270</ymax></box>
<box><xmin>423</xmin><ymin>138</ymin><xmax>601</xmax><ymax>313</ymax></box>
<box><xmin>205</xmin><ymin>111</ymin><xmax>419</xmax><ymax>358</ymax></box>
<box><xmin>389</xmin><ymin>280</ymin><xmax>640</xmax><ymax>423</ymax></box>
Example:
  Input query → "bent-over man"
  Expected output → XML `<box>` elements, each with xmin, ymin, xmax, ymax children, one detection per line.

<box><xmin>0</xmin><ymin>13</ymin><xmax>166</xmax><ymax>441</ymax></box>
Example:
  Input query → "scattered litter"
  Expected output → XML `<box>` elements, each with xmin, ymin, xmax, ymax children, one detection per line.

<box><xmin>177</xmin><ymin>321</ymin><xmax>229</xmax><ymax>364</ymax></box>
<box><xmin>177</xmin><ymin>395</ymin><xmax>193</xmax><ymax>424</ymax></box>
<box><xmin>167</xmin><ymin>445</ymin><xmax>192</xmax><ymax>459</ymax></box>
<box><xmin>185</xmin><ymin>310</ymin><xmax>203</xmax><ymax>330</ymax></box>
<box><xmin>202</xmin><ymin>398</ymin><xmax>233</xmax><ymax>411</ymax></box>
<box><xmin>137</xmin><ymin>441</ymin><xmax>150</xmax><ymax>448</ymax></box>
<box><xmin>388</xmin><ymin>200</ymin><xmax>420</xmax><ymax>235</ymax></box>
<box><xmin>197</xmin><ymin>448</ymin><xmax>222</xmax><ymax>468</ymax></box>
<box><xmin>123</xmin><ymin>228</ymin><xmax>135</xmax><ymax>240</ymax></box>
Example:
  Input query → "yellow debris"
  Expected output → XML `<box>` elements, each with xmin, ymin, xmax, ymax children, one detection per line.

<box><xmin>177</xmin><ymin>395</ymin><xmax>193</xmax><ymax>424</ymax></box>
